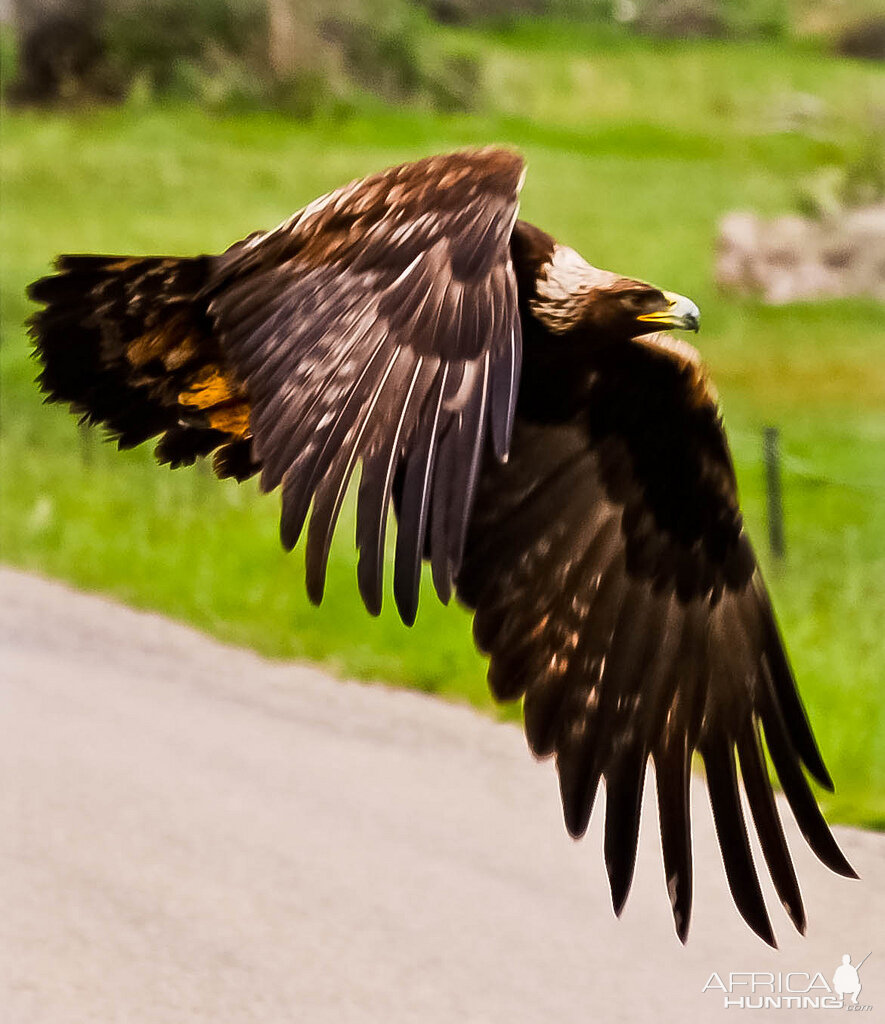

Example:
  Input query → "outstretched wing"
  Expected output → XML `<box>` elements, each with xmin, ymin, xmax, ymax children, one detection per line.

<box><xmin>457</xmin><ymin>332</ymin><xmax>855</xmax><ymax>946</ymax></box>
<box><xmin>208</xmin><ymin>148</ymin><xmax>525</xmax><ymax>623</ymax></box>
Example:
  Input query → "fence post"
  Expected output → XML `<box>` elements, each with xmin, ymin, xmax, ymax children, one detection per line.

<box><xmin>763</xmin><ymin>426</ymin><xmax>785</xmax><ymax>560</ymax></box>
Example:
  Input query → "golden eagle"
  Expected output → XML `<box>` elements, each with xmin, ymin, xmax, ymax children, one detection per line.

<box><xmin>28</xmin><ymin>148</ymin><xmax>855</xmax><ymax>945</ymax></box>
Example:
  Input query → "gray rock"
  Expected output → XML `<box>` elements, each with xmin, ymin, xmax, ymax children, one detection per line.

<box><xmin>716</xmin><ymin>204</ymin><xmax>885</xmax><ymax>303</ymax></box>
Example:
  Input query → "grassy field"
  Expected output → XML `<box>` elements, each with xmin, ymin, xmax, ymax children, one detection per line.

<box><xmin>2</xmin><ymin>25</ymin><xmax>883</xmax><ymax>826</ymax></box>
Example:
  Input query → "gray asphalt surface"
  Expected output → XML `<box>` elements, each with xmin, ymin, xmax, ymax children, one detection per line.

<box><xmin>1</xmin><ymin>567</ymin><xmax>882</xmax><ymax>1023</ymax></box>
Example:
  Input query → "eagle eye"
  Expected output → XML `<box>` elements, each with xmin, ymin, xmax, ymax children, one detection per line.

<box><xmin>620</xmin><ymin>288</ymin><xmax>665</xmax><ymax>313</ymax></box>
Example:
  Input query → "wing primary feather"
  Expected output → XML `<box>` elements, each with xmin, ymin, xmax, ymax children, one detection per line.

<box><xmin>449</xmin><ymin>351</ymin><xmax>490</xmax><ymax>572</ymax></box>
<box><xmin>654</xmin><ymin>739</ymin><xmax>694</xmax><ymax>944</ymax></box>
<box><xmin>256</xmin><ymin>321</ymin><xmax>369</xmax><ymax>488</ymax></box>
<box><xmin>355</xmin><ymin>356</ymin><xmax>425</xmax><ymax>616</ymax></box>
<box><xmin>637</xmin><ymin>595</ymin><xmax>684</xmax><ymax>745</ymax></box>
<box><xmin>520</xmin><ymin>517</ymin><xmax>618</xmax><ymax>756</ymax></box>
<box><xmin>429</xmin><ymin>355</ymin><xmax>492</xmax><ymax>600</ymax></box>
<box><xmin>600</xmin><ymin>588</ymin><xmax>661</xmax><ymax>916</ymax></box>
<box><xmin>680</xmin><ymin>602</ymin><xmax>711</xmax><ymax>752</ymax></box>
<box><xmin>305</xmin><ymin>348</ymin><xmax>402</xmax><ymax>604</ymax></box>
<box><xmin>702</xmin><ymin>739</ymin><xmax>777</xmax><ymax>947</ymax></box>
<box><xmin>429</xmin><ymin>416</ymin><xmax>458</xmax><ymax>604</ymax></box>
<box><xmin>558</xmin><ymin>740</ymin><xmax>604</xmax><ymax>842</ymax></box>
<box><xmin>556</xmin><ymin>559</ymin><xmax>631</xmax><ymax>839</ymax></box>
<box><xmin>279</xmin><ymin>330</ymin><xmax>388</xmax><ymax>551</ymax></box>
<box><xmin>490</xmin><ymin>321</ymin><xmax>521</xmax><ymax>460</ymax></box>
<box><xmin>736</xmin><ymin>719</ymin><xmax>806</xmax><ymax>934</ymax></box>
<box><xmin>756</xmin><ymin>586</ymin><xmax>833</xmax><ymax>790</ymax></box>
<box><xmin>258</xmin><ymin>323</ymin><xmax>368</xmax><ymax>493</ymax></box>
<box><xmin>759</xmin><ymin>670</ymin><xmax>858</xmax><ymax>879</ymax></box>
<box><xmin>427</xmin><ymin>362</ymin><xmax>470</xmax><ymax>603</ymax></box>
<box><xmin>247</xmin><ymin>282</ymin><xmax>382</xmax><ymax>478</ymax></box>
<box><xmin>230</xmin><ymin>283</ymin><xmax>364</xmax><ymax>409</ymax></box>
<box><xmin>394</xmin><ymin>365</ymin><xmax>450</xmax><ymax>626</ymax></box>
<box><xmin>604</xmin><ymin>749</ymin><xmax>648</xmax><ymax>917</ymax></box>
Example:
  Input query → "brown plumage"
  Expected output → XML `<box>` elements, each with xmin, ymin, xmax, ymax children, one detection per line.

<box><xmin>27</xmin><ymin>147</ymin><xmax>855</xmax><ymax>946</ymax></box>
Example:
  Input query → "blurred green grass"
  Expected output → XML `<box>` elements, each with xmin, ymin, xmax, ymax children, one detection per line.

<box><xmin>1</xmin><ymin>27</ymin><xmax>883</xmax><ymax>826</ymax></box>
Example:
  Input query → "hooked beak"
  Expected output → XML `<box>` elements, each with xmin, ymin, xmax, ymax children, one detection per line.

<box><xmin>636</xmin><ymin>291</ymin><xmax>701</xmax><ymax>333</ymax></box>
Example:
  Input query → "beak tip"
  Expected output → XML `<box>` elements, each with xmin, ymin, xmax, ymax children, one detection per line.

<box><xmin>668</xmin><ymin>292</ymin><xmax>700</xmax><ymax>333</ymax></box>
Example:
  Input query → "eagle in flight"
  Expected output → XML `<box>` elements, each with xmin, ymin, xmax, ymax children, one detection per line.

<box><xmin>28</xmin><ymin>147</ymin><xmax>855</xmax><ymax>946</ymax></box>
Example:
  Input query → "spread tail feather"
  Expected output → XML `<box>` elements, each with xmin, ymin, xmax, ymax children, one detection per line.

<box><xmin>28</xmin><ymin>254</ymin><xmax>259</xmax><ymax>480</ymax></box>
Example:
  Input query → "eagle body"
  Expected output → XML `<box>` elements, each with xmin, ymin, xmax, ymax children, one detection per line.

<box><xmin>28</xmin><ymin>147</ymin><xmax>855</xmax><ymax>946</ymax></box>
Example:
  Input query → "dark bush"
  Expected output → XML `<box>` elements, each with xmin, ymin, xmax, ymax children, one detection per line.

<box><xmin>320</xmin><ymin>1</ymin><xmax>482</xmax><ymax>110</ymax></box>
<box><xmin>103</xmin><ymin>0</ymin><xmax>266</xmax><ymax>94</ymax></box>
<box><xmin>835</xmin><ymin>16</ymin><xmax>885</xmax><ymax>61</ymax></box>
<box><xmin>6</xmin><ymin>0</ymin><xmax>118</xmax><ymax>104</ymax></box>
<box><xmin>416</xmin><ymin>0</ymin><xmax>547</xmax><ymax>23</ymax></box>
<box><xmin>6</xmin><ymin>0</ymin><xmax>484</xmax><ymax>113</ymax></box>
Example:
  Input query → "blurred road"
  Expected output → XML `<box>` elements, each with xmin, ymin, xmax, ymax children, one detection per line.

<box><xmin>1</xmin><ymin>567</ymin><xmax>882</xmax><ymax>1023</ymax></box>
